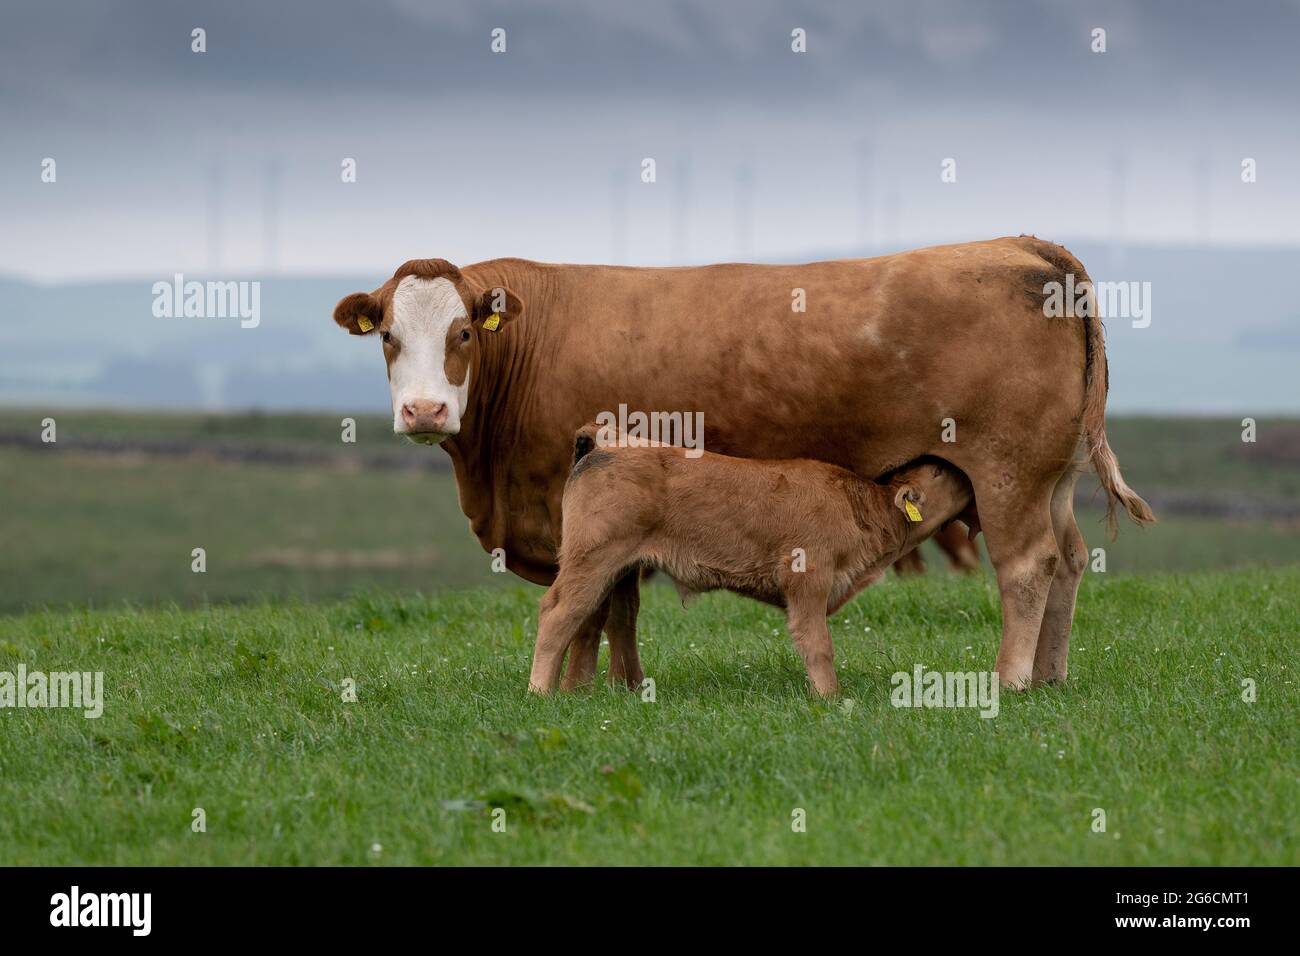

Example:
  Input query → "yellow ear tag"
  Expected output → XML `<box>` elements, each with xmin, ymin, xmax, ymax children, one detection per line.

<box><xmin>483</xmin><ymin>312</ymin><xmax>501</xmax><ymax>332</ymax></box>
<box><xmin>904</xmin><ymin>499</ymin><xmax>923</xmax><ymax>523</ymax></box>
<box><xmin>357</xmin><ymin>315</ymin><xmax>374</xmax><ymax>333</ymax></box>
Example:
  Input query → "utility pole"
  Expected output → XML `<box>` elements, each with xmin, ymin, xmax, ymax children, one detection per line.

<box><xmin>207</xmin><ymin>162</ymin><xmax>223</xmax><ymax>272</ymax></box>
<box><xmin>855</xmin><ymin>139</ymin><xmax>873</xmax><ymax>254</ymax></box>
<box><xmin>610</xmin><ymin>166</ymin><xmax>627</xmax><ymax>264</ymax></box>
<box><xmin>671</xmin><ymin>154</ymin><xmax>691</xmax><ymax>264</ymax></box>
<box><xmin>735</xmin><ymin>163</ymin><xmax>754</xmax><ymax>260</ymax></box>
<box><xmin>263</xmin><ymin>158</ymin><xmax>282</xmax><ymax>273</ymax></box>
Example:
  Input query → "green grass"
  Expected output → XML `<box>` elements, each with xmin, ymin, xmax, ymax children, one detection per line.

<box><xmin>0</xmin><ymin>447</ymin><xmax>495</xmax><ymax>613</ymax></box>
<box><xmin>2</xmin><ymin>409</ymin><xmax>1293</xmax><ymax>865</ymax></box>
<box><xmin>1</xmin><ymin>567</ymin><xmax>1295</xmax><ymax>865</ymax></box>
<box><xmin>1067</xmin><ymin>511</ymin><xmax>1300</xmax><ymax>573</ymax></box>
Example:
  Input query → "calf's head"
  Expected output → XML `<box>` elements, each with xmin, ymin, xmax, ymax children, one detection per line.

<box><xmin>333</xmin><ymin>259</ymin><xmax>522</xmax><ymax>442</ymax></box>
<box><xmin>889</xmin><ymin>460</ymin><xmax>974</xmax><ymax>527</ymax></box>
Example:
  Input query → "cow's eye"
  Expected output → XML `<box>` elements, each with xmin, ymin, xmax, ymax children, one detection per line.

<box><xmin>381</xmin><ymin>332</ymin><xmax>391</xmax><ymax>344</ymax></box>
<box><xmin>460</xmin><ymin>328</ymin><xmax>471</xmax><ymax>343</ymax></box>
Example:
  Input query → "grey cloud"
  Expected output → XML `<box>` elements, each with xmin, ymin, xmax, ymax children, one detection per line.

<box><xmin>2</xmin><ymin>0</ymin><xmax>1297</xmax><ymax>115</ymax></box>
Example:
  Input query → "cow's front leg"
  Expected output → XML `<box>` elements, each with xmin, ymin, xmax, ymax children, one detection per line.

<box><xmin>559</xmin><ymin>596</ymin><xmax>611</xmax><ymax>691</ymax></box>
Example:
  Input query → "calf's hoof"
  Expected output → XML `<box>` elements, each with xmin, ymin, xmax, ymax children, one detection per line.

<box><xmin>1032</xmin><ymin>662</ymin><xmax>1069</xmax><ymax>687</ymax></box>
<box><xmin>809</xmin><ymin>677</ymin><xmax>840</xmax><ymax>698</ymax></box>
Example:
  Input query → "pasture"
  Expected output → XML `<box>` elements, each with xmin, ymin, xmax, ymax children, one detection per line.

<box><xmin>2</xmin><ymin>410</ymin><xmax>1298</xmax><ymax>613</ymax></box>
<box><xmin>0</xmin><ymin>570</ymin><xmax>1295</xmax><ymax>865</ymax></box>
<box><xmin>0</xmin><ymin>410</ymin><xmax>1296</xmax><ymax>865</ymax></box>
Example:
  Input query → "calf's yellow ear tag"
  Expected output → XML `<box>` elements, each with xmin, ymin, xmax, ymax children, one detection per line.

<box><xmin>904</xmin><ymin>499</ymin><xmax>923</xmax><ymax>523</ymax></box>
<box><xmin>483</xmin><ymin>312</ymin><xmax>501</xmax><ymax>332</ymax></box>
<box><xmin>357</xmin><ymin>315</ymin><xmax>374</xmax><ymax>333</ymax></box>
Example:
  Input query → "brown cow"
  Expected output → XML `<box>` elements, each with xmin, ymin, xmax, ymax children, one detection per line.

<box><xmin>530</xmin><ymin>427</ymin><xmax>974</xmax><ymax>696</ymax></box>
<box><xmin>332</xmin><ymin>236</ymin><xmax>1153</xmax><ymax>690</ymax></box>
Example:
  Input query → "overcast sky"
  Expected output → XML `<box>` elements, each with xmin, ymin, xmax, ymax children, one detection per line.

<box><xmin>2</xmin><ymin>0</ymin><xmax>1298</xmax><ymax>280</ymax></box>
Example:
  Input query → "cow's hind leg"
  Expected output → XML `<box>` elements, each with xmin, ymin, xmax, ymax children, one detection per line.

<box><xmin>937</xmin><ymin>522</ymin><xmax>982</xmax><ymax>573</ymax></box>
<box><xmin>1032</xmin><ymin>466</ymin><xmax>1088</xmax><ymax>685</ymax></box>
<box><xmin>892</xmin><ymin>546</ymin><xmax>927</xmax><ymax>576</ymax></box>
<box><xmin>969</xmin><ymin>470</ymin><xmax>1060</xmax><ymax>690</ymax></box>
<box><xmin>605</xmin><ymin>570</ymin><xmax>644</xmax><ymax>689</ymax></box>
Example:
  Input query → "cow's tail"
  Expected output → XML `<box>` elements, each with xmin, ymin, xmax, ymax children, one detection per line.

<box><xmin>1077</xmin><ymin>266</ymin><xmax>1156</xmax><ymax>539</ymax></box>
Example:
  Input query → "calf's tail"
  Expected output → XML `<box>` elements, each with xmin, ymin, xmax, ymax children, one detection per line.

<box><xmin>572</xmin><ymin>421</ymin><xmax>600</xmax><ymax>468</ymax></box>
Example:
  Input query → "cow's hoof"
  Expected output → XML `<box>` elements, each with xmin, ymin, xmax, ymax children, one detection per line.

<box><xmin>998</xmin><ymin>671</ymin><xmax>1033</xmax><ymax>692</ymax></box>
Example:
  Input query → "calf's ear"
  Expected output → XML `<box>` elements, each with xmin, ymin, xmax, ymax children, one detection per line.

<box><xmin>334</xmin><ymin>291</ymin><xmax>384</xmax><ymax>336</ymax></box>
<box><xmin>893</xmin><ymin>486</ymin><xmax>927</xmax><ymax>514</ymax></box>
<box><xmin>473</xmin><ymin>285</ymin><xmax>524</xmax><ymax>330</ymax></box>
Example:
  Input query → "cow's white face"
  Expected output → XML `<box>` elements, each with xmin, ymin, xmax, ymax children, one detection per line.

<box><xmin>332</xmin><ymin>259</ymin><xmax>522</xmax><ymax>443</ymax></box>
<box><xmin>384</xmin><ymin>276</ymin><xmax>474</xmax><ymax>442</ymax></box>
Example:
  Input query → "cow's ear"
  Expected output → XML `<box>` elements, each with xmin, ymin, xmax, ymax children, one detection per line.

<box><xmin>473</xmin><ymin>285</ymin><xmax>523</xmax><ymax>330</ymax></box>
<box><xmin>334</xmin><ymin>292</ymin><xmax>383</xmax><ymax>336</ymax></box>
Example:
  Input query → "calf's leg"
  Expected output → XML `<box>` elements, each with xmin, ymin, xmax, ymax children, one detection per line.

<box><xmin>605</xmin><ymin>570</ymin><xmax>644</xmax><ymax>689</ymax></box>
<box><xmin>560</xmin><ymin>597</ymin><xmax>611</xmax><ymax>691</ymax></box>
<box><xmin>530</xmin><ymin>571</ymin><xmax>616</xmax><ymax>694</ymax></box>
<box><xmin>785</xmin><ymin>590</ymin><xmax>839</xmax><ymax>697</ymax></box>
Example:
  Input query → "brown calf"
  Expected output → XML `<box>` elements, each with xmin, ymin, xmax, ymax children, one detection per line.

<box><xmin>528</xmin><ymin>426</ymin><xmax>975</xmax><ymax>697</ymax></box>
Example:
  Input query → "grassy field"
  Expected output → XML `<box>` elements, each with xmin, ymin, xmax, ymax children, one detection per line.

<box><xmin>0</xmin><ymin>408</ymin><xmax>401</xmax><ymax>450</ymax></box>
<box><xmin>0</xmin><ymin>446</ymin><xmax>487</xmax><ymax>611</ymax></box>
<box><xmin>5</xmin><ymin>408</ymin><xmax>1296</xmax><ymax>493</ymax></box>
<box><xmin>1</xmin><ymin>409</ymin><xmax>1296</xmax><ymax>865</ymax></box>
<box><xmin>1091</xmin><ymin>415</ymin><xmax>1300</xmax><ymax>502</ymax></box>
<box><xmin>2</xmin><ymin>410</ymin><xmax>1297</xmax><ymax>613</ymax></box>
<box><xmin>3</xmin><ymin>445</ymin><xmax>1297</xmax><ymax>614</ymax></box>
<box><xmin>1</xmin><ymin>568</ymin><xmax>1295</xmax><ymax>865</ymax></box>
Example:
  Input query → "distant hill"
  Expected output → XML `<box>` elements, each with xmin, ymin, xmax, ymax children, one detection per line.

<box><xmin>2</xmin><ymin>240</ymin><xmax>1296</xmax><ymax>413</ymax></box>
